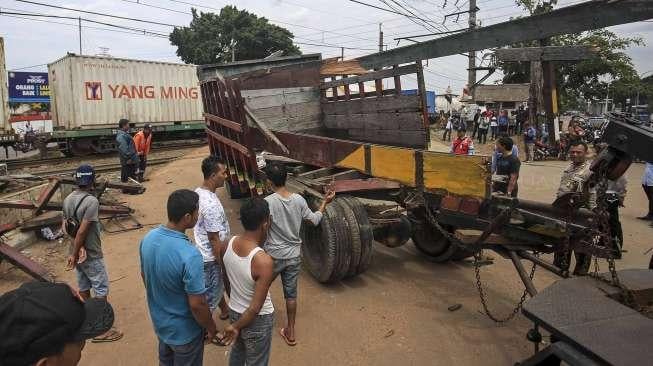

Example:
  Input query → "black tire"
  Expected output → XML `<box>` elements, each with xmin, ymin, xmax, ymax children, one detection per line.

<box><xmin>327</xmin><ymin>200</ymin><xmax>352</xmax><ymax>282</ymax></box>
<box><xmin>408</xmin><ymin>211</ymin><xmax>458</xmax><ymax>263</ymax></box>
<box><xmin>335</xmin><ymin>197</ymin><xmax>362</xmax><ymax>278</ymax></box>
<box><xmin>339</xmin><ymin>196</ymin><xmax>374</xmax><ymax>275</ymax></box>
<box><xmin>300</xmin><ymin>199</ymin><xmax>339</xmax><ymax>283</ymax></box>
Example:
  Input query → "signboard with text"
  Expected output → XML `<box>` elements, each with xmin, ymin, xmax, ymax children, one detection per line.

<box><xmin>8</xmin><ymin>71</ymin><xmax>50</xmax><ymax>103</ymax></box>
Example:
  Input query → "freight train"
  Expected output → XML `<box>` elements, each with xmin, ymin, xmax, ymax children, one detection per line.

<box><xmin>1</xmin><ymin>40</ymin><xmax>205</xmax><ymax>157</ymax></box>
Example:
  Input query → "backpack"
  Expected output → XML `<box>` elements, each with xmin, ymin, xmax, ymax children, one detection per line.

<box><xmin>64</xmin><ymin>194</ymin><xmax>91</xmax><ymax>238</ymax></box>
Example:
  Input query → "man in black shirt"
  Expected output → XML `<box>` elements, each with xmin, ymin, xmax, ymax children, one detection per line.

<box><xmin>493</xmin><ymin>136</ymin><xmax>521</xmax><ymax>197</ymax></box>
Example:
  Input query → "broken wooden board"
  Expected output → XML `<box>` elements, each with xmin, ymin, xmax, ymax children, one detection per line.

<box><xmin>232</xmin><ymin>60</ymin><xmax>321</xmax><ymax>90</ymax></box>
<box><xmin>320</xmin><ymin>59</ymin><xmax>368</xmax><ymax>76</ymax></box>
<box><xmin>0</xmin><ymin>242</ymin><xmax>53</xmax><ymax>282</ymax></box>
<box><xmin>324</xmin><ymin>113</ymin><xmax>424</xmax><ymax>130</ymax></box>
<box><xmin>322</xmin><ymin>94</ymin><xmax>420</xmax><ymax>115</ymax></box>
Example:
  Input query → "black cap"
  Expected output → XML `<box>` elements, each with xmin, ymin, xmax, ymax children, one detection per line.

<box><xmin>0</xmin><ymin>282</ymin><xmax>114</xmax><ymax>365</ymax></box>
<box><xmin>143</xmin><ymin>123</ymin><xmax>152</xmax><ymax>130</ymax></box>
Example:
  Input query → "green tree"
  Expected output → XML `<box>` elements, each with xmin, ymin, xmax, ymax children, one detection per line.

<box><xmin>500</xmin><ymin>1</ymin><xmax>644</xmax><ymax>111</ymax></box>
<box><xmin>170</xmin><ymin>6</ymin><xmax>301</xmax><ymax>64</ymax></box>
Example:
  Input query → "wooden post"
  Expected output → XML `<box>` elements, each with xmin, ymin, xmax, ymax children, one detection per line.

<box><xmin>415</xmin><ymin>60</ymin><xmax>430</xmax><ymax>146</ymax></box>
<box><xmin>542</xmin><ymin>61</ymin><xmax>557</xmax><ymax>145</ymax></box>
<box><xmin>393</xmin><ymin>65</ymin><xmax>402</xmax><ymax>95</ymax></box>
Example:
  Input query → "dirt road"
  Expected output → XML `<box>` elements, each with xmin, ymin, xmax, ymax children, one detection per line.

<box><xmin>1</xmin><ymin>145</ymin><xmax>651</xmax><ymax>365</ymax></box>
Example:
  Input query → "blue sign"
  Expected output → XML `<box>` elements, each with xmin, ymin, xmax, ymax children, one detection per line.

<box><xmin>8</xmin><ymin>71</ymin><xmax>50</xmax><ymax>103</ymax></box>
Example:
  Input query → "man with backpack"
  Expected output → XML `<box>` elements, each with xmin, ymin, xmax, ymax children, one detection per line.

<box><xmin>62</xmin><ymin>164</ymin><xmax>123</xmax><ymax>343</ymax></box>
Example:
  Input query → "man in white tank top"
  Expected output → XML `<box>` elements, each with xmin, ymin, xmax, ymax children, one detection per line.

<box><xmin>220</xmin><ymin>198</ymin><xmax>275</xmax><ymax>366</ymax></box>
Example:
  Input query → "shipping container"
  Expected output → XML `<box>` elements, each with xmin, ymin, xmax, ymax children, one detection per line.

<box><xmin>48</xmin><ymin>55</ymin><xmax>203</xmax><ymax>129</ymax></box>
<box><xmin>0</xmin><ymin>37</ymin><xmax>10</xmax><ymax>134</ymax></box>
<box><xmin>402</xmin><ymin>89</ymin><xmax>435</xmax><ymax>115</ymax></box>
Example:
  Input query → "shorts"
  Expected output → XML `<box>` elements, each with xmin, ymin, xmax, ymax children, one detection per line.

<box><xmin>272</xmin><ymin>257</ymin><xmax>301</xmax><ymax>299</ymax></box>
<box><xmin>203</xmin><ymin>261</ymin><xmax>224</xmax><ymax>312</ymax></box>
<box><xmin>76</xmin><ymin>257</ymin><xmax>109</xmax><ymax>297</ymax></box>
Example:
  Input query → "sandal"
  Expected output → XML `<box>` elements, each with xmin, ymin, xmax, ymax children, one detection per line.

<box><xmin>279</xmin><ymin>328</ymin><xmax>297</xmax><ymax>346</ymax></box>
<box><xmin>92</xmin><ymin>328</ymin><xmax>123</xmax><ymax>343</ymax></box>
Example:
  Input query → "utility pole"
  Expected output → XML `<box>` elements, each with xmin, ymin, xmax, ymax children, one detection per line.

<box><xmin>378</xmin><ymin>23</ymin><xmax>383</xmax><ymax>52</ymax></box>
<box><xmin>467</xmin><ymin>0</ymin><xmax>477</xmax><ymax>97</ymax></box>
<box><xmin>341</xmin><ymin>47</ymin><xmax>344</xmax><ymax>61</ymax></box>
<box><xmin>78</xmin><ymin>17</ymin><xmax>82</xmax><ymax>55</ymax></box>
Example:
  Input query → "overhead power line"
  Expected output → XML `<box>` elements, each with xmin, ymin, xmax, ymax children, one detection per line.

<box><xmin>118</xmin><ymin>0</ymin><xmax>190</xmax><ymax>15</ymax></box>
<box><xmin>13</xmin><ymin>0</ymin><xmax>180</xmax><ymax>27</ymax></box>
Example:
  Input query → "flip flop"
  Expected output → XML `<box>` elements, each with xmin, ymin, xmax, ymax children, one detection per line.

<box><xmin>92</xmin><ymin>328</ymin><xmax>123</xmax><ymax>343</ymax></box>
<box><xmin>279</xmin><ymin>328</ymin><xmax>297</xmax><ymax>346</ymax></box>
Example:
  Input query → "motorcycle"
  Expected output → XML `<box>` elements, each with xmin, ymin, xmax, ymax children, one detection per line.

<box><xmin>533</xmin><ymin>139</ymin><xmax>564</xmax><ymax>161</ymax></box>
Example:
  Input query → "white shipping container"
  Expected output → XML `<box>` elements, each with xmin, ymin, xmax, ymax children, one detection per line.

<box><xmin>48</xmin><ymin>55</ymin><xmax>203</xmax><ymax>129</ymax></box>
<box><xmin>0</xmin><ymin>38</ymin><xmax>10</xmax><ymax>133</ymax></box>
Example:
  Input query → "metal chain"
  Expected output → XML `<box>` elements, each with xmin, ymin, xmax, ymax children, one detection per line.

<box><xmin>473</xmin><ymin>251</ymin><xmax>537</xmax><ymax>323</ymax></box>
<box><xmin>418</xmin><ymin>192</ymin><xmax>538</xmax><ymax>323</ymax></box>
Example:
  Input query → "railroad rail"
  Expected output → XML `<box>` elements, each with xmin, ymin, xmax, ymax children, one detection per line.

<box><xmin>3</xmin><ymin>140</ymin><xmax>205</xmax><ymax>171</ymax></box>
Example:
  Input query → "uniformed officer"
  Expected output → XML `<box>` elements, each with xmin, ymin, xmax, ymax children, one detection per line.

<box><xmin>554</xmin><ymin>140</ymin><xmax>595</xmax><ymax>275</ymax></box>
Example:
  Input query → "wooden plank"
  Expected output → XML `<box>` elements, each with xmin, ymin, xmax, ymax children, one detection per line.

<box><xmin>332</xmin><ymin>178</ymin><xmax>401</xmax><ymax>193</ymax></box>
<box><xmin>356</xmin><ymin>0</ymin><xmax>653</xmax><ymax>69</ymax></box>
<box><xmin>349</xmin><ymin>129</ymin><xmax>427</xmax><ymax>148</ymax></box>
<box><xmin>473</xmin><ymin>84</ymin><xmax>530</xmax><ymax>102</ymax></box>
<box><xmin>244</xmin><ymin>104</ymin><xmax>289</xmax><ymax>154</ymax></box>
<box><xmin>205</xmin><ymin>128</ymin><xmax>251</xmax><ymax>157</ymax></box>
<box><xmin>330</xmin><ymin>76</ymin><xmax>338</xmax><ymax>101</ymax></box>
<box><xmin>243</xmin><ymin>90</ymin><xmax>320</xmax><ymax>110</ymax></box>
<box><xmin>240</xmin><ymin>86</ymin><xmax>317</xmax><ymax>98</ymax></box>
<box><xmin>320</xmin><ymin>64</ymin><xmax>418</xmax><ymax>89</ymax></box>
<box><xmin>415</xmin><ymin>61</ymin><xmax>429</xmax><ymax>129</ymax></box>
<box><xmin>322</xmin><ymin>94</ymin><xmax>420</xmax><ymax>115</ymax></box>
<box><xmin>263</xmin><ymin>116</ymin><xmax>322</xmax><ymax>132</ymax></box>
<box><xmin>250</xmin><ymin>102</ymin><xmax>321</xmax><ymax>120</ymax></box>
<box><xmin>393</xmin><ymin>65</ymin><xmax>402</xmax><ymax>95</ymax></box>
<box><xmin>324</xmin><ymin>113</ymin><xmax>424</xmax><ymax>130</ymax></box>
<box><xmin>357</xmin><ymin>82</ymin><xmax>365</xmax><ymax>99</ymax></box>
<box><xmin>494</xmin><ymin>46</ymin><xmax>598</xmax><ymax>61</ymax></box>
<box><xmin>234</xmin><ymin>60</ymin><xmax>321</xmax><ymax>90</ymax></box>
<box><xmin>204</xmin><ymin>113</ymin><xmax>243</xmax><ymax>132</ymax></box>
<box><xmin>422</xmin><ymin>151</ymin><xmax>489</xmax><ymax>198</ymax></box>
<box><xmin>320</xmin><ymin>59</ymin><xmax>368</xmax><ymax>76</ymax></box>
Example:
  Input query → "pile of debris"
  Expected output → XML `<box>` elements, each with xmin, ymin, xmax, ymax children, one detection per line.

<box><xmin>0</xmin><ymin>174</ymin><xmax>145</xmax><ymax>282</ymax></box>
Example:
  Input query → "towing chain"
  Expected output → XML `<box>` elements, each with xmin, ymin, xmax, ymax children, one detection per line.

<box><xmin>418</xmin><ymin>192</ymin><xmax>538</xmax><ymax>323</ymax></box>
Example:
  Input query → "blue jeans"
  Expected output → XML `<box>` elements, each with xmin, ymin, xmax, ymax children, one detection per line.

<box><xmin>203</xmin><ymin>261</ymin><xmax>224</xmax><ymax>312</ymax></box>
<box><xmin>76</xmin><ymin>257</ymin><xmax>109</xmax><ymax>297</ymax></box>
<box><xmin>272</xmin><ymin>257</ymin><xmax>301</xmax><ymax>299</ymax></box>
<box><xmin>229</xmin><ymin>310</ymin><xmax>274</xmax><ymax>366</ymax></box>
<box><xmin>158</xmin><ymin>333</ymin><xmax>204</xmax><ymax>366</ymax></box>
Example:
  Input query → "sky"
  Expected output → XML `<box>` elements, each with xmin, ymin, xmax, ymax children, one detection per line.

<box><xmin>0</xmin><ymin>0</ymin><xmax>651</xmax><ymax>95</ymax></box>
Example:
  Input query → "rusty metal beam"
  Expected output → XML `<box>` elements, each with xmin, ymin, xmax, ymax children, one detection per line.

<box><xmin>0</xmin><ymin>242</ymin><xmax>53</xmax><ymax>282</ymax></box>
<box><xmin>34</xmin><ymin>179</ymin><xmax>61</xmax><ymax>216</ymax></box>
<box><xmin>332</xmin><ymin>178</ymin><xmax>401</xmax><ymax>193</ymax></box>
<box><xmin>205</xmin><ymin>128</ymin><xmax>251</xmax><ymax>157</ymax></box>
<box><xmin>356</xmin><ymin>0</ymin><xmax>653</xmax><ymax>69</ymax></box>
<box><xmin>0</xmin><ymin>200</ymin><xmax>132</xmax><ymax>215</ymax></box>
<box><xmin>494</xmin><ymin>46</ymin><xmax>598</xmax><ymax>62</ymax></box>
<box><xmin>204</xmin><ymin>113</ymin><xmax>243</xmax><ymax>132</ymax></box>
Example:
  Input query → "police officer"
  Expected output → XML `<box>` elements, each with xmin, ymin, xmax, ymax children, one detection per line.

<box><xmin>554</xmin><ymin>140</ymin><xmax>595</xmax><ymax>275</ymax></box>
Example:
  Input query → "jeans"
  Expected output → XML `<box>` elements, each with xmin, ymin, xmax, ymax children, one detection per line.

<box><xmin>76</xmin><ymin>257</ymin><xmax>109</xmax><ymax>297</ymax></box>
<box><xmin>158</xmin><ymin>333</ymin><xmax>204</xmax><ymax>366</ymax></box>
<box><xmin>229</xmin><ymin>310</ymin><xmax>274</xmax><ymax>366</ymax></box>
<box><xmin>273</xmin><ymin>257</ymin><xmax>301</xmax><ymax>299</ymax></box>
<box><xmin>524</xmin><ymin>143</ymin><xmax>534</xmax><ymax>161</ymax></box>
<box><xmin>120</xmin><ymin>162</ymin><xmax>136</xmax><ymax>183</ymax></box>
<box><xmin>477</xmin><ymin>128</ymin><xmax>488</xmax><ymax>144</ymax></box>
<box><xmin>138</xmin><ymin>156</ymin><xmax>147</xmax><ymax>181</ymax></box>
<box><xmin>203</xmin><ymin>261</ymin><xmax>224</xmax><ymax>312</ymax></box>
<box><xmin>442</xmin><ymin>128</ymin><xmax>452</xmax><ymax>141</ymax></box>
<box><xmin>490</xmin><ymin>126</ymin><xmax>498</xmax><ymax>140</ymax></box>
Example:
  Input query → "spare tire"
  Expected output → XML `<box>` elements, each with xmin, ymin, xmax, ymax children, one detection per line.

<box><xmin>335</xmin><ymin>197</ymin><xmax>362</xmax><ymax>278</ymax></box>
<box><xmin>338</xmin><ymin>196</ymin><xmax>374</xmax><ymax>275</ymax></box>
<box><xmin>409</xmin><ymin>211</ymin><xmax>458</xmax><ymax>263</ymax></box>
<box><xmin>300</xmin><ymin>199</ymin><xmax>339</xmax><ymax>283</ymax></box>
<box><xmin>327</xmin><ymin>200</ymin><xmax>352</xmax><ymax>282</ymax></box>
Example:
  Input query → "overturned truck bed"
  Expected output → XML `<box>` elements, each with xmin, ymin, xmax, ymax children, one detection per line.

<box><xmin>197</xmin><ymin>54</ymin><xmax>612</xmax><ymax>288</ymax></box>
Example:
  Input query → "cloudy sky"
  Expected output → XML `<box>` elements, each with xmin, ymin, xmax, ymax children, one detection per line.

<box><xmin>1</xmin><ymin>0</ymin><xmax>651</xmax><ymax>94</ymax></box>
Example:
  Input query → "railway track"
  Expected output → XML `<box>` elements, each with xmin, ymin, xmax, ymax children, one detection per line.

<box><xmin>3</xmin><ymin>140</ymin><xmax>206</xmax><ymax>171</ymax></box>
<box><xmin>23</xmin><ymin>156</ymin><xmax>177</xmax><ymax>177</ymax></box>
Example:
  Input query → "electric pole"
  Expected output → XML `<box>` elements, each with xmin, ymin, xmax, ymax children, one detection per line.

<box><xmin>378</xmin><ymin>23</ymin><xmax>383</xmax><ymax>52</ymax></box>
<box><xmin>467</xmin><ymin>0</ymin><xmax>477</xmax><ymax>97</ymax></box>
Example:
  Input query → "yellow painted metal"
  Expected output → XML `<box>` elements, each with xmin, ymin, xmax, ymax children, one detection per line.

<box><xmin>337</xmin><ymin>146</ymin><xmax>366</xmax><ymax>171</ymax></box>
<box><xmin>370</xmin><ymin>146</ymin><xmax>416</xmax><ymax>186</ymax></box>
<box><xmin>422</xmin><ymin>151</ymin><xmax>489</xmax><ymax>198</ymax></box>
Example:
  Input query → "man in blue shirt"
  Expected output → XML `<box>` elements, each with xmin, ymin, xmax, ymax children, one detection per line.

<box><xmin>116</xmin><ymin>118</ymin><xmax>140</xmax><ymax>185</ymax></box>
<box><xmin>140</xmin><ymin>189</ymin><xmax>217</xmax><ymax>366</ymax></box>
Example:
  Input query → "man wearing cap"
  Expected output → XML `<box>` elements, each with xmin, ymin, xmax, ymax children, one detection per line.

<box><xmin>116</xmin><ymin>118</ymin><xmax>140</xmax><ymax>184</ymax></box>
<box><xmin>62</xmin><ymin>164</ymin><xmax>123</xmax><ymax>343</ymax></box>
<box><xmin>0</xmin><ymin>281</ymin><xmax>115</xmax><ymax>365</ymax></box>
<box><xmin>133</xmin><ymin>124</ymin><xmax>153</xmax><ymax>182</ymax></box>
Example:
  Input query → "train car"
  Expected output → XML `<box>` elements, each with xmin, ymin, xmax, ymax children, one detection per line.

<box><xmin>47</xmin><ymin>54</ymin><xmax>205</xmax><ymax>155</ymax></box>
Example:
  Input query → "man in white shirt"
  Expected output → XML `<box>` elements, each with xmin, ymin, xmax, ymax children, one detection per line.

<box><xmin>194</xmin><ymin>156</ymin><xmax>231</xmax><ymax>323</ymax></box>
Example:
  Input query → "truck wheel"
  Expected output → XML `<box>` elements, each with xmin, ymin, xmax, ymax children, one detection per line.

<box><xmin>339</xmin><ymin>196</ymin><xmax>374</xmax><ymax>275</ymax></box>
<box><xmin>409</xmin><ymin>212</ymin><xmax>457</xmax><ymax>262</ymax></box>
<box><xmin>335</xmin><ymin>197</ymin><xmax>362</xmax><ymax>278</ymax></box>
<box><xmin>301</xmin><ymin>198</ymin><xmax>351</xmax><ymax>283</ymax></box>
<box><xmin>373</xmin><ymin>215</ymin><xmax>412</xmax><ymax>248</ymax></box>
<box><xmin>327</xmin><ymin>200</ymin><xmax>352</xmax><ymax>282</ymax></box>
